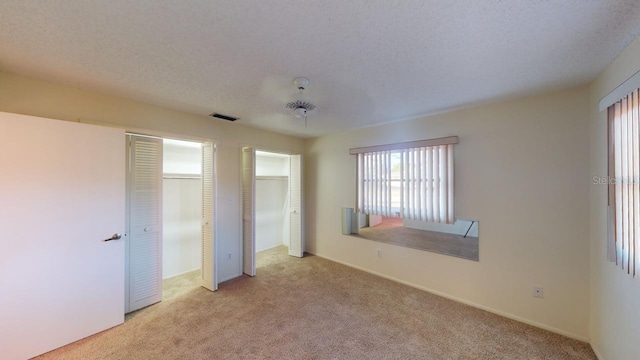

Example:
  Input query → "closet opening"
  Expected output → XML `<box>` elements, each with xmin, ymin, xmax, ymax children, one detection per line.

<box><xmin>255</xmin><ymin>151</ymin><xmax>291</xmax><ymax>255</ymax></box>
<box><xmin>161</xmin><ymin>139</ymin><xmax>203</xmax><ymax>300</ymax></box>
<box><xmin>242</xmin><ymin>147</ymin><xmax>303</xmax><ymax>277</ymax></box>
<box><xmin>125</xmin><ymin>134</ymin><xmax>216</xmax><ymax>315</ymax></box>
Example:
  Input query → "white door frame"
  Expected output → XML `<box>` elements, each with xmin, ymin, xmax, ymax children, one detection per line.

<box><xmin>242</xmin><ymin>148</ymin><xmax>304</xmax><ymax>275</ymax></box>
<box><xmin>288</xmin><ymin>154</ymin><xmax>303</xmax><ymax>258</ymax></box>
<box><xmin>124</xmin><ymin>132</ymin><xmax>219</xmax><ymax>310</ymax></box>
<box><xmin>242</xmin><ymin>147</ymin><xmax>256</xmax><ymax>276</ymax></box>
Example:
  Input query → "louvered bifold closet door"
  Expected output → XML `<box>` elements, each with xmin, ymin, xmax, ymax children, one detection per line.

<box><xmin>127</xmin><ymin>135</ymin><xmax>163</xmax><ymax>313</ymax></box>
<box><xmin>242</xmin><ymin>147</ymin><xmax>256</xmax><ymax>276</ymax></box>
<box><xmin>200</xmin><ymin>142</ymin><xmax>217</xmax><ymax>290</ymax></box>
<box><xmin>289</xmin><ymin>154</ymin><xmax>303</xmax><ymax>258</ymax></box>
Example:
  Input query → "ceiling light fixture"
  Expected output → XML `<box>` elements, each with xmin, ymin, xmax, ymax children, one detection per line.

<box><xmin>285</xmin><ymin>77</ymin><xmax>317</xmax><ymax>127</ymax></box>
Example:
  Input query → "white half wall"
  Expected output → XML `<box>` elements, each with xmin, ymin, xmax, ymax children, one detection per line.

<box><xmin>305</xmin><ymin>86</ymin><xmax>591</xmax><ymax>340</ymax></box>
<box><xmin>589</xmin><ymin>35</ymin><xmax>640</xmax><ymax>360</ymax></box>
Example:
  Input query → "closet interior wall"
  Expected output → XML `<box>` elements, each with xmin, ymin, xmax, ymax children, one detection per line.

<box><xmin>162</xmin><ymin>140</ymin><xmax>202</xmax><ymax>279</ymax></box>
<box><xmin>255</xmin><ymin>153</ymin><xmax>290</xmax><ymax>252</ymax></box>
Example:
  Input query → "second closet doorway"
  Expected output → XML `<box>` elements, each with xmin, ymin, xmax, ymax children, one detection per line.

<box><xmin>242</xmin><ymin>148</ymin><xmax>302</xmax><ymax>277</ymax></box>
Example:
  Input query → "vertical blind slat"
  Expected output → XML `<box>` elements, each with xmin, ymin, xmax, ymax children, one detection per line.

<box><xmin>368</xmin><ymin>153</ymin><xmax>373</xmax><ymax>214</ymax></box>
<box><xmin>408</xmin><ymin>149</ymin><xmax>412</xmax><ymax>219</ymax></box>
<box><xmin>447</xmin><ymin>144</ymin><xmax>455</xmax><ymax>224</ymax></box>
<box><xmin>359</xmin><ymin>154</ymin><xmax>364</xmax><ymax>213</ymax></box>
<box><xmin>409</xmin><ymin>149</ymin><xmax>418</xmax><ymax>219</ymax></box>
<box><xmin>387</xmin><ymin>151</ymin><xmax>392</xmax><ymax>216</ymax></box>
<box><xmin>628</xmin><ymin>95</ymin><xmax>633</xmax><ymax>273</ymax></box>
<box><xmin>417</xmin><ymin>148</ymin><xmax>423</xmax><ymax>221</ymax></box>
<box><xmin>426</xmin><ymin>147</ymin><xmax>433</xmax><ymax>222</ymax></box>
<box><xmin>378</xmin><ymin>151</ymin><xmax>383</xmax><ymax>216</ymax></box>
<box><xmin>379</xmin><ymin>151</ymin><xmax>384</xmax><ymax>215</ymax></box>
<box><xmin>629</xmin><ymin>90</ymin><xmax>640</xmax><ymax>276</ymax></box>
<box><xmin>607</xmin><ymin>107</ymin><xmax>616</xmax><ymax>262</ymax></box>
<box><xmin>433</xmin><ymin>147</ymin><xmax>440</xmax><ymax>222</ymax></box>
<box><xmin>363</xmin><ymin>153</ymin><xmax>367</xmax><ymax>213</ymax></box>
<box><xmin>623</xmin><ymin>97</ymin><xmax>629</xmax><ymax>271</ymax></box>
<box><xmin>400</xmin><ymin>150</ymin><xmax>404</xmax><ymax>218</ymax></box>
<box><xmin>381</xmin><ymin>151</ymin><xmax>386</xmax><ymax>216</ymax></box>
<box><xmin>440</xmin><ymin>145</ymin><xmax>447</xmax><ymax>223</ymax></box>
<box><xmin>615</xmin><ymin>102</ymin><xmax>623</xmax><ymax>265</ymax></box>
<box><xmin>375</xmin><ymin>152</ymin><xmax>379</xmax><ymax>216</ymax></box>
<box><xmin>629</xmin><ymin>94</ymin><xmax>636</xmax><ymax>275</ymax></box>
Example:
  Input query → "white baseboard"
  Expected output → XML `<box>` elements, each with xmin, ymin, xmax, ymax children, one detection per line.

<box><xmin>309</xmin><ymin>251</ymin><xmax>590</xmax><ymax>343</ymax></box>
<box><xmin>218</xmin><ymin>272</ymin><xmax>242</xmax><ymax>284</ymax></box>
<box><xmin>257</xmin><ymin>244</ymin><xmax>286</xmax><ymax>253</ymax></box>
<box><xmin>590</xmin><ymin>343</ymin><xmax>604</xmax><ymax>360</ymax></box>
<box><xmin>162</xmin><ymin>267</ymin><xmax>200</xmax><ymax>280</ymax></box>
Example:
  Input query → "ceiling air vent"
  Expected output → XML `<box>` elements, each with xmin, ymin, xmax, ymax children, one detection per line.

<box><xmin>210</xmin><ymin>113</ymin><xmax>238</xmax><ymax>121</ymax></box>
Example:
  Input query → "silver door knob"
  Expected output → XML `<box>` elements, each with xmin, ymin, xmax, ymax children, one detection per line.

<box><xmin>103</xmin><ymin>233</ymin><xmax>122</xmax><ymax>242</ymax></box>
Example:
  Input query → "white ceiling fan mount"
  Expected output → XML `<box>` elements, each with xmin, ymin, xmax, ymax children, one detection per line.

<box><xmin>285</xmin><ymin>77</ymin><xmax>317</xmax><ymax>126</ymax></box>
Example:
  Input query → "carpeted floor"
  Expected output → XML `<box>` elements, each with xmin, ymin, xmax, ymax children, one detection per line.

<box><xmin>35</xmin><ymin>246</ymin><xmax>595</xmax><ymax>359</ymax></box>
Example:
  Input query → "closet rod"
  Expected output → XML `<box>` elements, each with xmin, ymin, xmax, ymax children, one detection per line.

<box><xmin>163</xmin><ymin>174</ymin><xmax>201</xmax><ymax>180</ymax></box>
<box><xmin>256</xmin><ymin>176</ymin><xmax>288</xmax><ymax>181</ymax></box>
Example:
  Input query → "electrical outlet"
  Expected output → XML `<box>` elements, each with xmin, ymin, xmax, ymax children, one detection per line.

<box><xmin>227</xmin><ymin>253</ymin><xmax>232</xmax><ymax>260</ymax></box>
<box><xmin>376</xmin><ymin>249</ymin><xmax>382</xmax><ymax>258</ymax></box>
<box><xmin>533</xmin><ymin>287</ymin><xmax>544</xmax><ymax>298</ymax></box>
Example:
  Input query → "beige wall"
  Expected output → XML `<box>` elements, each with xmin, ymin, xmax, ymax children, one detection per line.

<box><xmin>0</xmin><ymin>71</ymin><xmax>305</xmax><ymax>282</ymax></box>
<box><xmin>589</xmin><ymin>36</ymin><xmax>640</xmax><ymax>359</ymax></box>
<box><xmin>305</xmin><ymin>87</ymin><xmax>592</xmax><ymax>339</ymax></box>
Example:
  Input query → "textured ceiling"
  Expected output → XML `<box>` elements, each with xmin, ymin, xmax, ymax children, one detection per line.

<box><xmin>1</xmin><ymin>1</ymin><xmax>640</xmax><ymax>138</ymax></box>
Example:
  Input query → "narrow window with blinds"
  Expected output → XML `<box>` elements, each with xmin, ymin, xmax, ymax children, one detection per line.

<box><xmin>351</xmin><ymin>136</ymin><xmax>458</xmax><ymax>224</ymax></box>
<box><xmin>608</xmin><ymin>88</ymin><xmax>640</xmax><ymax>278</ymax></box>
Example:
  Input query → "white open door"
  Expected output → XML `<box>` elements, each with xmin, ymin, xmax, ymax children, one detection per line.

<box><xmin>0</xmin><ymin>112</ymin><xmax>125</xmax><ymax>360</ymax></box>
<box><xmin>289</xmin><ymin>154</ymin><xmax>303</xmax><ymax>257</ymax></box>
<box><xmin>242</xmin><ymin>147</ymin><xmax>256</xmax><ymax>276</ymax></box>
<box><xmin>200</xmin><ymin>142</ymin><xmax>217</xmax><ymax>291</ymax></box>
<box><xmin>126</xmin><ymin>135</ymin><xmax>163</xmax><ymax>313</ymax></box>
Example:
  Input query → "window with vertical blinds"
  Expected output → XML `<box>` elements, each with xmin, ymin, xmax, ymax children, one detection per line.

<box><xmin>608</xmin><ymin>88</ymin><xmax>640</xmax><ymax>278</ymax></box>
<box><xmin>351</xmin><ymin>136</ymin><xmax>458</xmax><ymax>224</ymax></box>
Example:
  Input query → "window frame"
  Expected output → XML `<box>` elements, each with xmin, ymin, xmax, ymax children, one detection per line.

<box><xmin>351</xmin><ymin>136</ymin><xmax>458</xmax><ymax>224</ymax></box>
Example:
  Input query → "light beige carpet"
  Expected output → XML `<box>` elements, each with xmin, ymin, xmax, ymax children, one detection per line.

<box><xmin>36</xmin><ymin>246</ymin><xmax>595</xmax><ymax>359</ymax></box>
